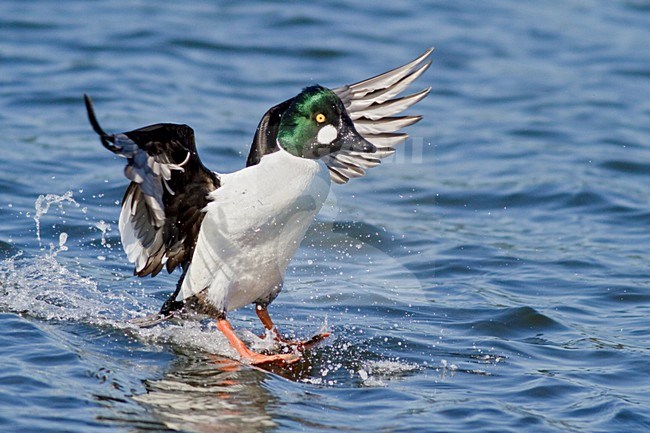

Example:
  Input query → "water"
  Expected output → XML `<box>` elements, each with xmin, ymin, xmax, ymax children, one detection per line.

<box><xmin>1</xmin><ymin>1</ymin><xmax>649</xmax><ymax>432</ymax></box>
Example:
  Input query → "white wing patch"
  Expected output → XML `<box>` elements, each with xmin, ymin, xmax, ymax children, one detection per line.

<box><xmin>112</xmin><ymin>133</ymin><xmax>191</xmax><ymax>275</ymax></box>
<box><xmin>119</xmin><ymin>185</ymin><xmax>166</xmax><ymax>274</ymax></box>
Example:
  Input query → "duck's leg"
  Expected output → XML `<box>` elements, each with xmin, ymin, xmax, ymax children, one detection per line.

<box><xmin>255</xmin><ymin>304</ymin><xmax>283</xmax><ymax>340</ymax></box>
<box><xmin>255</xmin><ymin>305</ymin><xmax>330</xmax><ymax>350</ymax></box>
<box><xmin>216</xmin><ymin>317</ymin><xmax>300</xmax><ymax>365</ymax></box>
<box><xmin>158</xmin><ymin>264</ymin><xmax>189</xmax><ymax>316</ymax></box>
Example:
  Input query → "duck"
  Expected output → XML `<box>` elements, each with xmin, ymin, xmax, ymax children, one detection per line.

<box><xmin>84</xmin><ymin>48</ymin><xmax>432</xmax><ymax>364</ymax></box>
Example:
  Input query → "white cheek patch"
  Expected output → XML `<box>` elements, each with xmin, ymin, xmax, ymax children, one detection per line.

<box><xmin>317</xmin><ymin>124</ymin><xmax>337</xmax><ymax>145</ymax></box>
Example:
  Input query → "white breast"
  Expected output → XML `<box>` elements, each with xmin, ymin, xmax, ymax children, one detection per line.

<box><xmin>179</xmin><ymin>149</ymin><xmax>331</xmax><ymax>313</ymax></box>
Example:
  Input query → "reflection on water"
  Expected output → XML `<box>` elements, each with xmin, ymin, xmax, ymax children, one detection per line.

<box><xmin>135</xmin><ymin>354</ymin><xmax>276</xmax><ymax>433</ymax></box>
<box><xmin>133</xmin><ymin>346</ymin><xmax>428</xmax><ymax>432</ymax></box>
<box><xmin>134</xmin><ymin>351</ymin><xmax>325</xmax><ymax>433</ymax></box>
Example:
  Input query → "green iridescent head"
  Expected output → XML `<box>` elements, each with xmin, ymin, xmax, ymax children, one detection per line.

<box><xmin>277</xmin><ymin>86</ymin><xmax>375</xmax><ymax>159</ymax></box>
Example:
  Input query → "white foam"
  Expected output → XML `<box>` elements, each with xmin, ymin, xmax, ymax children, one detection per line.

<box><xmin>136</xmin><ymin>319</ymin><xmax>237</xmax><ymax>358</ymax></box>
<box><xmin>357</xmin><ymin>359</ymin><xmax>420</xmax><ymax>387</ymax></box>
<box><xmin>0</xmin><ymin>246</ymin><xmax>246</xmax><ymax>360</ymax></box>
<box><xmin>1</xmin><ymin>191</ymin><xmax>167</xmax><ymax>344</ymax></box>
<box><xmin>0</xmin><ymin>250</ymin><xmax>134</xmax><ymax>324</ymax></box>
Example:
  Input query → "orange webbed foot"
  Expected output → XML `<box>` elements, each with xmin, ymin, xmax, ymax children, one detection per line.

<box><xmin>273</xmin><ymin>331</ymin><xmax>331</xmax><ymax>352</ymax></box>
<box><xmin>217</xmin><ymin>317</ymin><xmax>302</xmax><ymax>365</ymax></box>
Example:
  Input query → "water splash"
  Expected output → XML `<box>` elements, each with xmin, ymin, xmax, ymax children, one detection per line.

<box><xmin>94</xmin><ymin>220</ymin><xmax>111</xmax><ymax>247</ymax></box>
<box><xmin>0</xmin><ymin>247</ymin><xmax>240</xmax><ymax>361</ymax></box>
<box><xmin>357</xmin><ymin>359</ymin><xmax>420</xmax><ymax>387</ymax></box>
<box><xmin>5</xmin><ymin>191</ymin><xmax>430</xmax><ymax>385</ymax></box>
<box><xmin>3</xmin><ymin>187</ymin><xmax>232</xmax><ymax>355</ymax></box>
<box><xmin>0</xmin><ymin>240</ymin><xmax>425</xmax><ymax>386</ymax></box>
<box><xmin>1</xmin><ymin>190</ymin><xmax>142</xmax><ymax>326</ymax></box>
<box><xmin>33</xmin><ymin>191</ymin><xmax>78</xmax><ymax>246</ymax></box>
<box><xmin>0</xmin><ymin>250</ymin><xmax>133</xmax><ymax>324</ymax></box>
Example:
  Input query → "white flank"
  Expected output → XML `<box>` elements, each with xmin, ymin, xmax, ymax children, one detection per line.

<box><xmin>179</xmin><ymin>149</ymin><xmax>331</xmax><ymax>312</ymax></box>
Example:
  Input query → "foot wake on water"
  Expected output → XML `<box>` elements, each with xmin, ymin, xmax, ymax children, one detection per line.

<box><xmin>0</xmin><ymin>247</ymin><xmax>423</xmax><ymax>385</ymax></box>
<box><xmin>0</xmin><ymin>191</ymin><xmax>437</xmax><ymax>386</ymax></box>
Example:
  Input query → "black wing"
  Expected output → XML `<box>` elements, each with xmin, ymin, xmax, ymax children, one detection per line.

<box><xmin>84</xmin><ymin>95</ymin><xmax>220</xmax><ymax>277</ymax></box>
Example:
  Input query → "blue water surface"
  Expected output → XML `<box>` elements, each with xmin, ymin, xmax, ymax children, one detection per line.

<box><xmin>1</xmin><ymin>1</ymin><xmax>649</xmax><ymax>432</ymax></box>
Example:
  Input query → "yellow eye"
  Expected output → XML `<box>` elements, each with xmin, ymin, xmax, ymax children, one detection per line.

<box><xmin>315</xmin><ymin>113</ymin><xmax>326</xmax><ymax>124</ymax></box>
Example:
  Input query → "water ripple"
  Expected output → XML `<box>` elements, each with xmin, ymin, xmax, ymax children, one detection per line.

<box><xmin>0</xmin><ymin>0</ymin><xmax>649</xmax><ymax>432</ymax></box>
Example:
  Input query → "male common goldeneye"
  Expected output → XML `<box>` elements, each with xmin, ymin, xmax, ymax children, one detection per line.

<box><xmin>84</xmin><ymin>48</ymin><xmax>432</xmax><ymax>364</ymax></box>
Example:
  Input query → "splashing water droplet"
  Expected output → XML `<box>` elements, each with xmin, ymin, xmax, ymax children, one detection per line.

<box><xmin>94</xmin><ymin>220</ymin><xmax>111</xmax><ymax>246</ymax></box>
<box><xmin>33</xmin><ymin>191</ymin><xmax>78</xmax><ymax>245</ymax></box>
<box><xmin>58</xmin><ymin>232</ymin><xmax>68</xmax><ymax>252</ymax></box>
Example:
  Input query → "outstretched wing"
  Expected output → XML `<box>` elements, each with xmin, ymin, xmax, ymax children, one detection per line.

<box><xmin>244</xmin><ymin>49</ymin><xmax>432</xmax><ymax>177</ymax></box>
<box><xmin>84</xmin><ymin>95</ymin><xmax>220</xmax><ymax>277</ymax></box>
<box><xmin>325</xmin><ymin>48</ymin><xmax>433</xmax><ymax>183</ymax></box>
